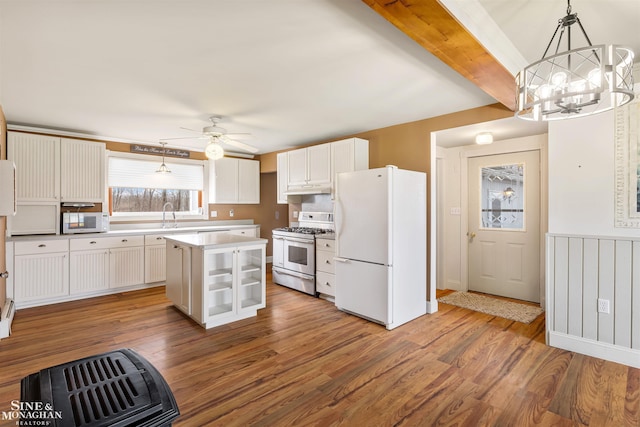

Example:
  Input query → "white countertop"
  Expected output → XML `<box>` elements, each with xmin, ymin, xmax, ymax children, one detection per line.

<box><xmin>7</xmin><ymin>224</ymin><xmax>260</xmax><ymax>241</ymax></box>
<box><xmin>164</xmin><ymin>233</ymin><xmax>267</xmax><ymax>249</ymax></box>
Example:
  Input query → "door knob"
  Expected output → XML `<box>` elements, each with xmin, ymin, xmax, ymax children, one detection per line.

<box><xmin>0</xmin><ymin>271</ymin><xmax>8</xmax><ymax>279</ymax></box>
<box><xmin>467</xmin><ymin>231</ymin><xmax>476</xmax><ymax>241</ymax></box>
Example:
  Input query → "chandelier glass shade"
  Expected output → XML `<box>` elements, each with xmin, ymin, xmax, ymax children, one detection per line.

<box><xmin>515</xmin><ymin>2</ymin><xmax>635</xmax><ymax>121</ymax></box>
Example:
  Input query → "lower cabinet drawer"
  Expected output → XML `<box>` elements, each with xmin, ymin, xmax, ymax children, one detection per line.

<box><xmin>70</xmin><ymin>235</ymin><xmax>144</xmax><ymax>251</ymax></box>
<box><xmin>15</xmin><ymin>239</ymin><xmax>68</xmax><ymax>255</ymax></box>
<box><xmin>316</xmin><ymin>271</ymin><xmax>335</xmax><ymax>297</ymax></box>
<box><xmin>316</xmin><ymin>250</ymin><xmax>335</xmax><ymax>274</ymax></box>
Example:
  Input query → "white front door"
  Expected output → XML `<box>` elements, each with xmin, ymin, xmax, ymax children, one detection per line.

<box><xmin>468</xmin><ymin>151</ymin><xmax>540</xmax><ymax>302</ymax></box>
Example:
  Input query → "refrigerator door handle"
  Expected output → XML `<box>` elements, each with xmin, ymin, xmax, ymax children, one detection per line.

<box><xmin>334</xmin><ymin>257</ymin><xmax>349</xmax><ymax>263</ymax></box>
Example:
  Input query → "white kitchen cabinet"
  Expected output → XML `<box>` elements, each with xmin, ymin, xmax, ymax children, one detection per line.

<box><xmin>210</xmin><ymin>157</ymin><xmax>260</xmax><ymax>204</ymax></box>
<box><xmin>145</xmin><ymin>235</ymin><xmax>167</xmax><ymax>283</ymax></box>
<box><xmin>276</xmin><ymin>152</ymin><xmax>288</xmax><ymax>204</ymax></box>
<box><xmin>69</xmin><ymin>249</ymin><xmax>109</xmax><ymax>294</ymax></box>
<box><xmin>13</xmin><ymin>239</ymin><xmax>69</xmax><ymax>307</ymax></box>
<box><xmin>331</xmin><ymin>138</ymin><xmax>369</xmax><ymax>178</ymax></box>
<box><xmin>166</xmin><ymin>234</ymin><xmax>266</xmax><ymax>329</ymax></box>
<box><xmin>109</xmin><ymin>245</ymin><xmax>145</xmax><ymax>289</ymax></box>
<box><xmin>8</xmin><ymin>132</ymin><xmax>60</xmax><ymax>201</ymax></box>
<box><xmin>286</xmin><ymin>145</ymin><xmax>331</xmax><ymax>189</ymax></box>
<box><xmin>69</xmin><ymin>235</ymin><xmax>144</xmax><ymax>290</ymax></box>
<box><xmin>166</xmin><ymin>242</ymin><xmax>191</xmax><ymax>315</ymax></box>
<box><xmin>194</xmin><ymin>244</ymin><xmax>265</xmax><ymax>328</ymax></box>
<box><xmin>315</xmin><ymin>238</ymin><xmax>335</xmax><ymax>298</ymax></box>
<box><xmin>7</xmin><ymin>132</ymin><xmax>106</xmax><ymax>236</ymax></box>
<box><xmin>282</xmin><ymin>138</ymin><xmax>367</xmax><ymax>196</ymax></box>
<box><xmin>307</xmin><ymin>144</ymin><xmax>331</xmax><ymax>185</ymax></box>
<box><xmin>8</xmin><ymin>203</ymin><xmax>60</xmax><ymax>235</ymax></box>
<box><xmin>60</xmin><ymin>138</ymin><xmax>105</xmax><ymax>202</ymax></box>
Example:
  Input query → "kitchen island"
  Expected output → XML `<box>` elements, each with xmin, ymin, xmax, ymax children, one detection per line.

<box><xmin>164</xmin><ymin>233</ymin><xmax>267</xmax><ymax>329</ymax></box>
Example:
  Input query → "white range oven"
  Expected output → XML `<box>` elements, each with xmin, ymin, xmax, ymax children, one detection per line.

<box><xmin>272</xmin><ymin>212</ymin><xmax>334</xmax><ymax>296</ymax></box>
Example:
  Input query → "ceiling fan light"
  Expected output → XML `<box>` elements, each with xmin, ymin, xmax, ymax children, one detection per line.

<box><xmin>205</xmin><ymin>142</ymin><xmax>224</xmax><ymax>160</ymax></box>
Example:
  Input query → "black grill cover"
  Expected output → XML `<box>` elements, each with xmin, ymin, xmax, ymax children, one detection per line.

<box><xmin>20</xmin><ymin>348</ymin><xmax>179</xmax><ymax>427</ymax></box>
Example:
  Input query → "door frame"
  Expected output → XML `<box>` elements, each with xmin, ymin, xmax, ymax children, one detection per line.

<box><xmin>459</xmin><ymin>137</ymin><xmax>548</xmax><ymax>306</ymax></box>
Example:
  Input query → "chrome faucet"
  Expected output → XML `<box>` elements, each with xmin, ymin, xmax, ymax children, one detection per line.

<box><xmin>162</xmin><ymin>202</ymin><xmax>177</xmax><ymax>228</ymax></box>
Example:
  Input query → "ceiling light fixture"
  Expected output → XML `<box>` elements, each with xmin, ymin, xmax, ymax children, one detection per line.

<box><xmin>515</xmin><ymin>0</ymin><xmax>634</xmax><ymax>121</ymax></box>
<box><xmin>156</xmin><ymin>142</ymin><xmax>172</xmax><ymax>173</ymax></box>
<box><xmin>205</xmin><ymin>137</ymin><xmax>224</xmax><ymax>160</ymax></box>
<box><xmin>475</xmin><ymin>132</ymin><xmax>493</xmax><ymax>145</ymax></box>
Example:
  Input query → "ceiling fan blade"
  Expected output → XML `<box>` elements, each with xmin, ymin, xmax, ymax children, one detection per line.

<box><xmin>220</xmin><ymin>135</ymin><xmax>259</xmax><ymax>153</ymax></box>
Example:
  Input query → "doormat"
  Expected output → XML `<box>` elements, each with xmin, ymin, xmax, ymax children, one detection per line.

<box><xmin>437</xmin><ymin>291</ymin><xmax>544</xmax><ymax>324</ymax></box>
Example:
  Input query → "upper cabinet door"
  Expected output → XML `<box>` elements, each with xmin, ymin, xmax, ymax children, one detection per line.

<box><xmin>212</xmin><ymin>157</ymin><xmax>239</xmax><ymax>203</ymax></box>
<box><xmin>306</xmin><ymin>144</ymin><xmax>331</xmax><ymax>185</ymax></box>
<box><xmin>276</xmin><ymin>152</ymin><xmax>288</xmax><ymax>204</ymax></box>
<box><xmin>210</xmin><ymin>157</ymin><xmax>260</xmax><ymax>204</ymax></box>
<box><xmin>60</xmin><ymin>138</ymin><xmax>105</xmax><ymax>202</ymax></box>
<box><xmin>238</xmin><ymin>159</ymin><xmax>260</xmax><ymax>204</ymax></box>
<box><xmin>287</xmin><ymin>148</ymin><xmax>307</xmax><ymax>186</ymax></box>
<box><xmin>8</xmin><ymin>132</ymin><xmax>60</xmax><ymax>201</ymax></box>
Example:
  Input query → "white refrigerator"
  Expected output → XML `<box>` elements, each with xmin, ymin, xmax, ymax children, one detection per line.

<box><xmin>334</xmin><ymin>166</ymin><xmax>427</xmax><ymax>330</ymax></box>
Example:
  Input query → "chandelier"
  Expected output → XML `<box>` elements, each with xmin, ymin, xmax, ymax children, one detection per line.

<box><xmin>515</xmin><ymin>0</ymin><xmax>634</xmax><ymax>121</ymax></box>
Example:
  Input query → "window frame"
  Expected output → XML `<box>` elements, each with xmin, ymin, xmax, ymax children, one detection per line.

<box><xmin>107</xmin><ymin>150</ymin><xmax>209</xmax><ymax>223</ymax></box>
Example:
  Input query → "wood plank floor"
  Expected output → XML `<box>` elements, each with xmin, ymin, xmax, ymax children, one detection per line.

<box><xmin>1</xmin><ymin>280</ymin><xmax>638</xmax><ymax>426</ymax></box>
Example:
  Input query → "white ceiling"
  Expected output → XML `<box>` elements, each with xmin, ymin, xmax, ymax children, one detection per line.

<box><xmin>0</xmin><ymin>0</ymin><xmax>638</xmax><ymax>154</ymax></box>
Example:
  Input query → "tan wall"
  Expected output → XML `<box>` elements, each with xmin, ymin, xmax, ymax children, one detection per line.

<box><xmin>261</xmin><ymin>103</ymin><xmax>513</xmax><ymax>300</ymax></box>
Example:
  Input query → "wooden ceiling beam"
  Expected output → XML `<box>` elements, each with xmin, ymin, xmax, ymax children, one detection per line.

<box><xmin>362</xmin><ymin>0</ymin><xmax>516</xmax><ymax>111</ymax></box>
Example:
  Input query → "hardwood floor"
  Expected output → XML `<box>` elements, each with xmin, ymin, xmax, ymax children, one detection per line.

<box><xmin>1</xmin><ymin>281</ymin><xmax>638</xmax><ymax>426</ymax></box>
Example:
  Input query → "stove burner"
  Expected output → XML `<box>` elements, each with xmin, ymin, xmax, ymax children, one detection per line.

<box><xmin>275</xmin><ymin>227</ymin><xmax>331</xmax><ymax>235</ymax></box>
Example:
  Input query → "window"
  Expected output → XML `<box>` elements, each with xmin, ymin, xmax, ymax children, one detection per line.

<box><xmin>108</xmin><ymin>154</ymin><xmax>207</xmax><ymax>220</ymax></box>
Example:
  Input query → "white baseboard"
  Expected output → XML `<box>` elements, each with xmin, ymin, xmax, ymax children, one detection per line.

<box><xmin>548</xmin><ymin>331</ymin><xmax>640</xmax><ymax>369</ymax></box>
<box><xmin>0</xmin><ymin>298</ymin><xmax>16</xmax><ymax>339</ymax></box>
<box><xmin>426</xmin><ymin>299</ymin><xmax>438</xmax><ymax>314</ymax></box>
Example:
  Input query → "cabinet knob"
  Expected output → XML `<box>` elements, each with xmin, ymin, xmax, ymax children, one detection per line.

<box><xmin>156</xmin><ymin>237</ymin><xmax>163</xmax><ymax>240</ymax></box>
<box><xmin>38</xmin><ymin>244</ymin><xmax>46</xmax><ymax>248</ymax></box>
<box><xmin>324</xmin><ymin>243</ymin><xmax>330</xmax><ymax>247</ymax></box>
<box><xmin>325</xmin><ymin>282</ymin><xmax>331</xmax><ymax>286</ymax></box>
<box><xmin>122</xmin><ymin>239</ymin><xmax>128</xmax><ymax>242</ymax></box>
<box><xmin>325</xmin><ymin>260</ymin><xmax>330</xmax><ymax>264</ymax></box>
<box><xmin>90</xmin><ymin>241</ymin><xmax>97</xmax><ymax>244</ymax></box>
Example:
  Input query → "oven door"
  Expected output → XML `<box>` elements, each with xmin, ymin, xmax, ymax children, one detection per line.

<box><xmin>283</xmin><ymin>236</ymin><xmax>315</xmax><ymax>276</ymax></box>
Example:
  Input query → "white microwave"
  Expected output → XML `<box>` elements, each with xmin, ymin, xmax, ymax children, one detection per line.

<box><xmin>62</xmin><ymin>212</ymin><xmax>110</xmax><ymax>234</ymax></box>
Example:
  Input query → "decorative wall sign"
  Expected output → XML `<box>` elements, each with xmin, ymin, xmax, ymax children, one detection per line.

<box><xmin>130</xmin><ymin>144</ymin><xmax>190</xmax><ymax>158</ymax></box>
<box><xmin>615</xmin><ymin>96</ymin><xmax>640</xmax><ymax>228</ymax></box>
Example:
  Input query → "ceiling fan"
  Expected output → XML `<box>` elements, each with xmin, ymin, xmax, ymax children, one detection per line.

<box><xmin>162</xmin><ymin>115</ymin><xmax>259</xmax><ymax>159</ymax></box>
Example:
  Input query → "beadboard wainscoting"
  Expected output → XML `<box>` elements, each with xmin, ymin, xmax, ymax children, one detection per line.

<box><xmin>546</xmin><ymin>234</ymin><xmax>640</xmax><ymax>368</ymax></box>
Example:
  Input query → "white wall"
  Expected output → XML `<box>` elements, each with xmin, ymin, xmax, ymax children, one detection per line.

<box><xmin>547</xmin><ymin>97</ymin><xmax>640</xmax><ymax>368</ymax></box>
<box><xmin>549</xmin><ymin>110</ymin><xmax>640</xmax><ymax>238</ymax></box>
